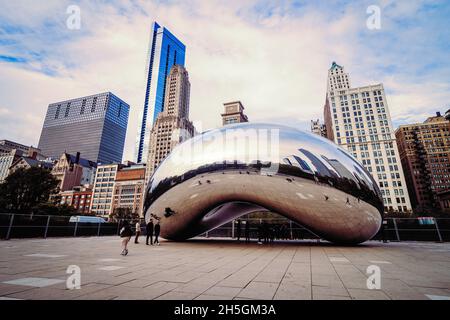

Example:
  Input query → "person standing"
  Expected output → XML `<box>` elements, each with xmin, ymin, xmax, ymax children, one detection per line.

<box><xmin>245</xmin><ymin>220</ymin><xmax>250</xmax><ymax>243</ymax></box>
<box><xmin>236</xmin><ymin>219</ymin><xmax>241</xmax><ymax>242</ymax></box>
<box><xmin>134</xmin><ymin>220</ymin><xmax>141</xmax><ymax>244</ymax></box>
<box><xmin>146</xmin><ymin>219</ymin><xmax>154</xmax><ymax>245</ymax></box>
<box><xmin>119</xmin><ymin>220</ymin><xmax>132</xmax><ymax>256</ymax></box>
<box><xmin>381</xmin><ymin>219</ymin><xmax>389</xmax><ymax>243</ymax></box>
<box><xmin>154</xmin><ymin>221</ymin><xmax>161</xmax><ymax>245</ymax></box>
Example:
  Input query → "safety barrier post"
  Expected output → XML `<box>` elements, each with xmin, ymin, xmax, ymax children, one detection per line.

<box><xmin>434</xmin><ymin>218</ymin><xmax>443</xmax><ymax>243</ymax></box>
<box><xmin>97</xmin><ymin>222</ymin><xmax>101</xmax><ymax>237</ymax></box>
<box><xmin>44</xmin><ymin>215</ymin><xmax>51</xmax><ymax>238</ymax></box>
<box><xmin>289</xmin><ymin>221</ymin><xmax>293</xmax><ymax>240</ymax></box>
<box><xmin>6</xmin><ymin>214</ymin><xmax>14</xmax><ymax>240</ymax></box>
<box><xmin>232</xmin><ymin>220</ymin><xmax>235</xmax><ymax>238</ymax></box>
<box><xmin>393</xmin><ymin>218</ymin><xmax>401</xmax><ymax>241</ymax></box>
<box><xmin>73</xmin><ymin>220</ymin><xmax>78</xmax><ymax>237</ymax></box>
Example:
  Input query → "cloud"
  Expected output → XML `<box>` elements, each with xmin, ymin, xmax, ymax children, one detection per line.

<box><xmin>0</xmin><ymin>0</ymin><xmax>449</xmax><ymax>162</ymax></box>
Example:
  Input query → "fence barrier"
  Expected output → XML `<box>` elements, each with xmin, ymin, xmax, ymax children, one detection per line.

<box><xmin>0</xmin><ymin>213</ymin><xmax>449</xmax><ymax>242</ymax></box>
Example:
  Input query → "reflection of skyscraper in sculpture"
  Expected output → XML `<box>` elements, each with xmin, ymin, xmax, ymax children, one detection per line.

<box><xmin>321</xmin><ymin>156</ymin><xmax>355</xmax><ymax>181</ymax></box>
<box><xmin>147</xmin><ymin>65</ymin><xmax>195</xmax><ymax>179</ymax></box>
<box><xmin>135</xmin><ymin>22</ymin><xmax>186</xmax><ymax>164</ymax></box>
<box><xmin>299</xmin><ymin>148</ymin><xmax>335</xmax><ymax>177</ymax></box>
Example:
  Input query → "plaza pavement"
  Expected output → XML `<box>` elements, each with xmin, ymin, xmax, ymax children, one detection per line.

<box><xmin>0</xmin><ymin>236</ymin><xmax>449</xmax><ymax>300</ymax></box>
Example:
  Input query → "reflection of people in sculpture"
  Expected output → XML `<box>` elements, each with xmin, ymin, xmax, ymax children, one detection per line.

<box><xmin>245</xmin><ymin>221</ymin><xmax>250</xmax><ymax>243</ymax></box>
<box><xmin>164</xmin><ymin>207</ymin><xmax>175</xmax><ymax>217</ymax></box>
<box><xmin>236</xmin><ymin>220</ymin><xmax>241</xmax><ymax>242</ymax></box>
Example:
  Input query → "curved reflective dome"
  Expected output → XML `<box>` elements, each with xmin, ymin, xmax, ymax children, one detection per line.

<box><xmin>144</xmin><ymin>123</ymin><xmax>383</xmax><ymax>244</ymax></box>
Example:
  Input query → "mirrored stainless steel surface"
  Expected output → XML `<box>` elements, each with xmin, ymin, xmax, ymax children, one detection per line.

<box><xmin>144</xmin><ymin>123</ymin><xmax>383</xmax><ymax>244</ymax></box>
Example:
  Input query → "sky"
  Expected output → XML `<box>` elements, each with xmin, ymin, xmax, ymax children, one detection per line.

<box><xmin>0</xmin><ymin>0</ymin><xmax>449</xmax><ymax>162</ymax></box>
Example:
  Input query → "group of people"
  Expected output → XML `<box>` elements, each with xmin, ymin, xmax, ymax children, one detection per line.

<box><xmin>119</xmin><ymin>219</ymin><xmax>161</xmax><ymax>256</ymax></box>
<box><xmin>235</xmin><ymin>220</ymin><xmax>292</xmax><ymax>244</ymax></box>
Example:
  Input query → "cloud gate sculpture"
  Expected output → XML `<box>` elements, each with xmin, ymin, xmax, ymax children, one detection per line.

<box><xmin>144</xmin><ymin>123</ymin><xmax>383</xmax><ymax>244</ymax></box>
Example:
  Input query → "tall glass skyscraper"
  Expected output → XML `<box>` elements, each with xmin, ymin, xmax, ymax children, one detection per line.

<box><xmin>38</xmin><ymin>92</ymin><xmax>129</xmax><ymax>164</ymax></box>
<box><xmin>135</xmin><ymin>22</ymin><xmax>186</xmax><ymax>163</ymax></box>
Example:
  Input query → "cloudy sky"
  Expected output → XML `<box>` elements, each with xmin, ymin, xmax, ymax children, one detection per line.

<box><xmin>0</xmin><ymin>0</ymin><xmax>449</xmax><ymax>161</ymax></box>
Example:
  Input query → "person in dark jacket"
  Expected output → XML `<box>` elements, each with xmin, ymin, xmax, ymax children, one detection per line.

<box><xmin>245</xmin><ymin>220</ymin><xmax>250</xmax><ymax>243</ymax></box>
<box><xmin>154</xmin><ymin>221</ymin><xmax>161</xmax><ymax>245</ymax></box>
<box><xmin>119</xmin><ymin>220</ymin><xmax>132</xmax><ymax>256</ymax></box>
<box><xmin>236</xmin><ymin>219</ymin><xmax>241</xmax><ymax>242</ymax></box>
<box><xmin>146</xmin><ymin>219</ymin><xmax>154</xmax><ymax>245</ymax></box>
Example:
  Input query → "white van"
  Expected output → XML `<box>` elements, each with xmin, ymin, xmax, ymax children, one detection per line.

<box><xmin>69</xmin><ymin>216</ymin><xmax>107</xmax><ymax>224</ymax></box>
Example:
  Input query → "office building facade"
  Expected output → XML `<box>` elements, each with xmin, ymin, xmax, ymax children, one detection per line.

<box><xmin>395</xmin><ymin>112</ymin><xmax>450</xmax><ymax>212</ymax></box>
<box><xmin>135</xmin><ymin>22</ymin><xmax>186</xmax><ymax>164</ymax></box>
<box><xmin>0</xmin><ymin>140</ymin><xmax>42</xmax><ymax>157</ymax></box>
<box><xmin>112</xmin><ymin>164</ymin><xmax>146</xmax><ymax>217</ymax></box>
<box><xmin>60</xmin><ymin>186</ymin><xmax>93</xmax><ymax>214</ymax></box>
<box><xmin>147</xmin><ymin>65</ymin><xmax>195</xmax><ymax>178</ymax></box>
<box><xmin>310</xmin><ymin>119</ymin><xmax>327</xmax><ymax>137</ymax></box>
<box><xmin>323</xmin><ymin>62</ymin><xmax>412</xmax><ymax>213</ymax></box>
<box><xmin>0</xmin><ymin>149</ymin><xmax>22</xmax><ymax>183</ymax></box>
<box><xmin>221</xmin><ymin>101</ymin><xmax>249</xmax><ymax>126</ymax></box>
<box><xmin>38</xmin><ymin>92</ymin><xmax>129</xmax><ymax>164</ymax></box>
<box><xmin>90</xmin><ymin>163</ymin><xmax>121</xmax><ymax>217</ymax></box>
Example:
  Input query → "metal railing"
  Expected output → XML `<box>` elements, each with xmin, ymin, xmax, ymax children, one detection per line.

<box><xmin>0</xmin><ymin>213</ymin><xmax>449</xmax><ymax>242</ymax></box>
<box><xmin>0</xmin><ymin>213</ymin><xmax>146</xmax><ymax>240</ymax></box>
<box><xmin>197</xmin><ymin>217</ymin><xmax>450</xmax><ymax>242</ymax></box>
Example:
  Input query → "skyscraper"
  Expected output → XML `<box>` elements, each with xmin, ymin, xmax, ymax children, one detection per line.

<box><xmin>323</xmin><ymin>62</ymin><xmax>412</xmax><ymax>213</ymax></box>
<box><xmin>38</xmin><ymin>92</ymin><xmax>129</xmax><ymax>164</ymax></box>
<box><xmin>395</xmin><ymin>112</ymin><xmax>450</xmax><ymax>212</ymax></box>
<box><xmin>135</xmin><ymin>22</ymin><xmax>186</xmax><ymax>164</ymax></box>
<box><xmin>147</xmin><ymin>65</ymin><xmax>195</xmax><ymax>178</ymax></box>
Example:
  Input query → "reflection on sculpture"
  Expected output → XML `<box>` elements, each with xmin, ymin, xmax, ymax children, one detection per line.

<box><xmin>144</xmin><ymin>123</ymin><xmax>383</xmax><ymax>244</ymax></box>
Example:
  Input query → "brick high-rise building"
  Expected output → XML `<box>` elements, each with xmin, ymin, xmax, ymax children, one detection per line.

<box><xmin>395</xmin><ymin>112</ymin><xmax>450</xmax><ymax>212</ymax></box>
<box><xmin>323</xmin><ymin>62</ymin><xmax>412</xmax><ymax>213</ymax></box>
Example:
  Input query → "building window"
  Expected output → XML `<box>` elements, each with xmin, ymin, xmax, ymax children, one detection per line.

<box><xmin>91</xmin><ymin>97</ymin><xmax>97</xmax><ymax>112</ymax></box>
<box><xmin>80</xmin><ymin>99</ymin><xmax>86</xmax><ymax>114</ymax></box>
<box><xmin>55</xmin><ymin>105</ymin><xmax>61</xmax><ymax>119</ymax></box>
<box><xmin>65</xmin><ymin>103</ymin><xmax>71</xmax><ymax>117</ymax></box>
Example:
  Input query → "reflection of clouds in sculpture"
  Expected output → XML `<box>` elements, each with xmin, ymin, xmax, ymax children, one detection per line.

<box><xmin>145</xmin><ymin>123</ymin><xmax>383</xmax><ymax>244</ymax></box>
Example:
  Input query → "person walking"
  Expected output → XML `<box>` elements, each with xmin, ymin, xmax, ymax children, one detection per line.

<box><xmin>236</xmin><ymin>219</ymin><xmax>241</xmax><ymax>242</ymax></box>
<box><xmin>119</xmin><ymin>220</ymin><xmax>132</xmax><ymax>256</ymax></box>
<box><xmin>146</xmin><ymin>219</ymin><xmax>154</xmax><ymax>245</ymax></box>
<box><xmin>154</xmin><ymin>220</ymin><xmax>161</xmax><ymax>245</ymax></box>
<box><xmin>134</xmin><ymin>220</ymin><xmax>141</xmax><ymax>244</ymax></box>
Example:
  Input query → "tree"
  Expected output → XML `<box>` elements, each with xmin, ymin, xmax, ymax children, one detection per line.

<box><xmin>0</xmin><ymin>167</ymin><xmax>59</xmax><ymax>213</ymax></box>
<box><xmin>32</xmin><ymin>203</ymin><xmax>80</xmax><ymax>216</ymax></box>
